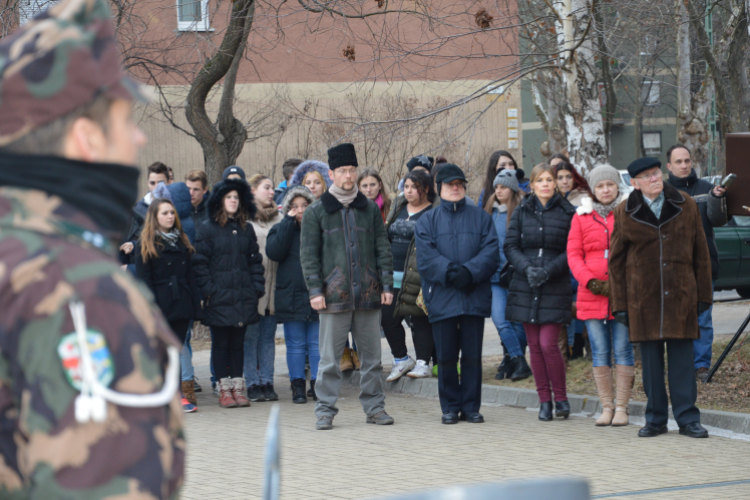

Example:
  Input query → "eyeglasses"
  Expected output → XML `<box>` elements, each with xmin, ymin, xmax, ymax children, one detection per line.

<box><xmin>635</xmin><ymin>170</ymin><xmax>663</xmax><ymax>181</ymax></box>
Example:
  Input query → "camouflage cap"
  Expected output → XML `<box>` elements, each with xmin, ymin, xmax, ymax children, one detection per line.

<box><xmin>0</xmin><ymin>0</ymin><xmax>151</xmax><ymax>145</ymax></box>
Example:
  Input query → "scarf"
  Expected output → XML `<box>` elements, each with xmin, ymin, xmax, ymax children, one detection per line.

<box><xmin>159</xmin><ymin>229</ymin><xmax>180</xmax><ymax>248</ymax></box>
<box><xmin>0</xmin><ymin>151</ymin><xmax>139</xmax><ymax>239</ymax></box>
<box><xmin>255</xmin><ymin>203</ymin><xmax>280</xmax><ymax>223</ymax></box>
<box><xmin>375</xmin><ymin>192</ymin><xmax>384</xmax><ymax>211</ymax></box>
<box><xmin>592</xmin><ymin>198</ymin><xmax>619</xmax><ymax>220</ymax></box>
<box><xmin>329</xmin><ymin>184</ymin><xmax>359</xmax><ymax>207</ymax></box>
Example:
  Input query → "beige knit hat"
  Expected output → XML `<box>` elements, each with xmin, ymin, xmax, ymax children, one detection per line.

<box><xmin>587</xmin><ymin>165</ymin><xmax>621</xmax><ymax>190</ymax></box>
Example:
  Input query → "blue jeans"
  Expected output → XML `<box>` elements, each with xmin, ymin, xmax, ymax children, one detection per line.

<box><xmin>491</xmin><ymin>284</ymin><xmax>527</xmax><ymax>357</ymax></box>
<box><xmin>584</xmin><ymin>319</ymin><xmax>634</xmax><ymax>367</ymax></box>
<box><xmin>694</xmin><ymin>281</ymin><xmax>715</xmax><ymax>369</ymax></box>
<box><xmin>284</xmin><ymin>321</ymin><xmax>320</xmax><ymax>382</ymax></box>
<box><xmin>244</xmin><ymin>315</ymin><xmax>277</xmax><ymax>386</ymax></box>
<box><xmin>180</xmin><ymin>322</ymin><xmax>195</xmax><ymax>382</ymax></box>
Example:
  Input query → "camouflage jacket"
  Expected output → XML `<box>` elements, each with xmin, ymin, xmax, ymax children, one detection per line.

<box><xmin>0</xmin><ymin>187</ymin><xmax>185</xmax><ymax>499</ymax></box>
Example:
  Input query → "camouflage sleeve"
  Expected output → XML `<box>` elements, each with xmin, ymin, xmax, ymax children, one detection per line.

<box><xmin>0</xmin><ymin>242</ymin><xmax>185</xmax><ymax>499</ymax></box>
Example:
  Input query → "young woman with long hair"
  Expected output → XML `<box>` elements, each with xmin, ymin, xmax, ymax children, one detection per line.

<box><xmin>358</xmin><ymin>168</ymin><xmax>391</xmax><ymax>222</ymax></box>
<box><xmin>504</xmin><ymin>164</ymin><xmax>575</xmax><ymax>421</ymax></box>
<box><xmin>193</xmin><ymin>179</ymin><xmax>266</xmax><ymax>409</ymax></box>
<box><xmin>244</xmin><ymin>174</ymin><xmax>284</xmax><ymax>402</ymax></box>
<box><xmin>483</xmin><ymin>170</ymin><xmax>531</xmax><ymax>382</ymax></box>
<box><xmin>136</xmin><ymin>198</ymin><xmax>203</xmax><ymax>412</ymax></box>
<box><xmin>289</xmin><ymin>160</ymin><xmax>332</xmax><ymax>200</ymax></box>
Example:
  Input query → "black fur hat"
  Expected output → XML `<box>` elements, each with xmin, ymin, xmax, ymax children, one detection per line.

<box><xmin>327</xmin><ymin>143</ymin><xmax>359</xmax><ymax>170</ymax></box>
<box><xmin>208</xmin><ymin>178</ymin><xmax>256</xmax><ymax>223</ymax></box>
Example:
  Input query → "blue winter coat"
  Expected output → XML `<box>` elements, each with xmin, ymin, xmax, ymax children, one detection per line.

<box><xmin>414</xmin><ymin>197</ymin><xmax>500</xmax><ymax>323</ymax></box>
<box><xmin>166</xmin><ymin>182</ymin><xmax>196</xmax><ymax>244</ymax></box>
<box><xmin>491</xmin><ymin>204</ymin><xmax>511</xmax><ymax>283</ymax></box>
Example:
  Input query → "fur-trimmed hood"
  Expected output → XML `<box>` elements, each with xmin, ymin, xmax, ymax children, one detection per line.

<box><xmin>207</xmin><ymin>178</ymin><xmax>256</xmax><ymax>223</ymax></box>
<box><xmin>289</xmin><ymin>160</ymin><xmax>332</xmax><ymax>189</ymax></box>
<box><xmin>575</xmin><ymin>193</ymin><xmax>626</xmax><ymax>216</ymax></box>
<box><xmin>281</xmin><ymin>185</ymin><xmax>316</xmax><ymax>215</ymax></box>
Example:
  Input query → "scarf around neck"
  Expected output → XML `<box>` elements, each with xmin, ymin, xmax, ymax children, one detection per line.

<box><xmin>592</xmin><ymin>198</ymin><xmax>619</xmax><ymax>219</ymax></box>
<box><xmin>255</xmin><ymin>203</ymin><xmax>280</xmax><ymax>223</ymax></box>
<box><xmin>329</xmin><ymin>184</ymin><xmax>359</xmax><ymax>207</ymax></box>
<box><xmin>375</xmin><ymin>192</ymin><xmax>384</xmax><ymax>210</ymax></box>
<box><xmin>159</xmin><ymin>229</ymin><xmax>180</xmax><ymax>248</ymax></box>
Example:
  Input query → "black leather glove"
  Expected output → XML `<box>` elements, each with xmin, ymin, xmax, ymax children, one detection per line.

<box><xmin>446</xmin><ymin>263</ymin><xmax>458</xmax><ymax>284</ymax></box>
<box><xmin>613</xmin><ymin>311</ymin><xmax>629</xmax><ymax>327</ymax></box>
<box><xmin>698</xmin><ymin>302</ymin><xmax>711</xmax><ymax>315</ymax></box>
<box><xmin>449</xmin><ymin>266</ymin><xmax>473</xmax><ymax>289</ymax></box>
<box><xmin>526</xmin><ymin>267</ymin><xmax>549</xmax><ymax>288</ymax></box>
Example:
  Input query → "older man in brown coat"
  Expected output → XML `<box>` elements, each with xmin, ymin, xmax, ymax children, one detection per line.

<box><xmin>610</xmin><ymin>157</ymin><xmax>712</xmax><ymax>439</ymax></box>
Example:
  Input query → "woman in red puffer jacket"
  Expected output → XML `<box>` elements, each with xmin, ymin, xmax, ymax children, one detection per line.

<box><xmin>568</xmin><ymin>164</ymin><xmax>634</xmax><ymax>428</ymax></box>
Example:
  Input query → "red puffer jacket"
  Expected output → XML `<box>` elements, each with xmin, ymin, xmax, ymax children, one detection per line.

<box><xmin>567</xmin><ymin>199</ymin><xmax>616</xmax><ymax>320</ymax></box>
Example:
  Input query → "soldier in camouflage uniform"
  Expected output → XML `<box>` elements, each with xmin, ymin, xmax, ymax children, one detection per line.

<box><xmin>0</xmin><ymin>0</ymin><xmax>185</xmax><ymax>497</ymax></box>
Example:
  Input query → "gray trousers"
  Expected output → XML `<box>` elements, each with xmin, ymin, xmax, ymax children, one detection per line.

<box><xmin>315</xmin><ymin>309</ymin><xmax>385</xmax><ymax>418</ymax></box>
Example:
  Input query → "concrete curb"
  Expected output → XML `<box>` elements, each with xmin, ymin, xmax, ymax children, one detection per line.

<box><xmin>341</xmin><ymin>371</ymin><xmax>750</xmax><ymax>436</ymax></box>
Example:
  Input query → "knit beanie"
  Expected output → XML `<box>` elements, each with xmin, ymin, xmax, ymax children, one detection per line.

<box><xmin>587</xmin><ymin>164</ymin><xmax>621</xmax><ymax>190</ymax></box>
<box><xmin>493</xmin><ymin>169</ymin><xmax>519</xmax><ymax>193</ymax></box>
<box><xmin>222</xmin><ymin>165</ymin><xmax>246</xmax><ymax>181</ymax></box>
<box><xmin>327</xmin><ymin>143</ymin><xmax>359</xmax><ymax>170</ymax></box>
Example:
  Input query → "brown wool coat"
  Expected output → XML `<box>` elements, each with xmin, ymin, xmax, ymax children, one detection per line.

<box><xmin>609</xmin><ymin>182</ymin><xmax>712</xmax><ymax>343</ymax></box>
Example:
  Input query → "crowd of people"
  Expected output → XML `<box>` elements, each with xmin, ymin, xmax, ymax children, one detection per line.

<box><xmin>123</xmin><ymin>141</ymin><xmax>725</xmax><ymax>437</ymax></box>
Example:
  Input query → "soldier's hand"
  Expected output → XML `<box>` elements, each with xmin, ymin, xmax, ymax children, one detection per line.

<box><xmin>120</xmin><ymin>242</ymin><xmax>134</xmax><ymax>254</ymax></box>
<box><xmin>310</xmin><ymin>295</ymin><xmax>326</xmax><ymax>310</ymax></box>
<box><xmin>614</xmin><ymin>311</ymin><xmax>629</xmax><ymax>327</ymax></box>
<box><xmin>381</xmin><ymin>292</ymin><xmax>393</xmax><ymax>305</ymax></box>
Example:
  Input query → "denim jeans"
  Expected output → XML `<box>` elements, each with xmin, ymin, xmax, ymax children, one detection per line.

<box><xmin>584</xmin><ymin>319</ymin><xmax>634</xmax><ymax>367</ymax></box>
<box><xmin>244</xmin><ymin>314</ymin><xmax>277</xmax><ymax>386</ymax></box>
<box><xmin>491</xmin><ymin>284</ymin><xmax>527</xmax><ymax>357</ymax></box>
<box><xmin>180</xmin><ymin>322</ymin><xmax>195</xmax><ymax>382</ymax></box>
<box><xmin>284</xmin><ymin>321</ymin><xmax>320</xmax><ymax>382</ymax></box>
<box><xmin>694</xmin><ymin>280</ymin><xmax>715</xmax><ymax>369</ymax></box>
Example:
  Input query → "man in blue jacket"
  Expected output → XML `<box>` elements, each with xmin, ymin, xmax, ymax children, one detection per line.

<box><xmin>415</xmin><ymin>165</ymin><xmax>500</xmax><ymax>424</ymax></box>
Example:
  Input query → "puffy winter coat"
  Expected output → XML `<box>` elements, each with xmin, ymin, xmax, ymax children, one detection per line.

<box><xmin>251</xmin><ymin>207</ymin><xmax>283</xmax><ymax>315</ymax></box>
<box><xmin>414</xmin><ymin>197</ymin><xmax>500</xmax><ymax>323</ymax></box>
<box><xmin>135</xmin><ymin>237</ymin><xmax>203</xmax><ymax>322</ymax></box>
<box><xmin>504</xmin><ymin>193</ymin><xmax>576</xmax><ymax>325</ymax></box>
<box><xmin>193</xmin><ymin>179</ymin><xmax>266</xmax><ymax>328</ymax></box>
<box><xmin>567</xmin><ymin>197</ymin><xmax>618</xmax><ymax>320</ymax></box>
<box><xmin>266</xmin><ymin>186</ymin><xmax>319</xmax><ymax>323</ymax></box>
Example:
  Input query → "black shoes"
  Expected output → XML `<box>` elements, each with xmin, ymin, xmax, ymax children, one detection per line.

<box><xmin>442</xmin><ymin>412</ymin><xmax>459</xmax><ymax>424</ymax></box>
<box><xmin>638</xmin><ymin>423</ymin><xmax>668</xmax><ymax>437</ymax></box>
<box><xmin>459</xmin><ymin>412</ymin><xmax>484</xmax><ymax>423</ymax></box>
<box><xmin>555</xmin><ymin>400</ymin><xmax>570</xmax><ymax>419</ymax></box>
<box><xmin>679</xmin><ymin>422</ymin><xmax>709</xmax><ymax>438</ymax></box>
<box><xmin>495</xmin><ymin>354</ymin><xmax>511</xmax><ymax>380</ymax></box>
<box><xmin>307</xmin><ymin>379</ymin><xmax>317</xmax><ymax>401</ymax></box>
<box><xmin>247</xmin><ymin>384</ymin><xmax>264</xmax><ymax>402</ymax></box>
<box><xmin>291</xmin><ymin>379</ymin><xmax>307</xmax><ymax>404</ymax></box>
<box><xmin>262</xmin><ymin>383</ymin><xmax>279</xmax><ymax>402</ymax></box>
<box><xmin>510</xmin><ymin>356</ymin><xmax>533</xmax><ymax>381</ymax></box>
<box><xmin>538</xmin><ymin>401</ymin><xmax>553</xmax><ymax>421</ymax></box>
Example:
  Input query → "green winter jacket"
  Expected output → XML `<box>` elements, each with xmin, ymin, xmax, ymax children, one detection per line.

<box><xmin>300</xmin><ymin>190</ymin><xmax>394</xmax><ymax>313</ymax></box>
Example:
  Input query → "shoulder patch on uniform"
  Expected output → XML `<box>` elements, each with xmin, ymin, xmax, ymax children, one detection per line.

<box><xmin>57</xmin><ymin>330</ymin><xmax>115</xmax><ymax>391</ymax></box>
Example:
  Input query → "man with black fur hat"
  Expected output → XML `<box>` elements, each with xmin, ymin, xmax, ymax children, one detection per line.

<box><xmin>609</xmin><ymin>157</ymin><xmax>712</xmax><ymax>439</ymax></box>
<box><xmin>300</xmin><ymin>143</ymin><xmax>395</xmax><ymax>430</ymax></box>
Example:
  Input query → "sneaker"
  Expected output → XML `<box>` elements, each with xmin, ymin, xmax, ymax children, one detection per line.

<box><xmin>366</xmin><ymin>410</ymin><xmax>394</xmax><ymax>425</ymax></box>
<box><xmin>386</xmin><ymin>356</ymin><xmax>416</xmax><ymax>382</ymax></box>
<box><xmin>262</xmin><ymin>383</ymin><xmax>279</xmax><ymax>401</ymax></box>
<box><xmin>182</xmin><ymin>398</ymin><xmax>197</xmax><ymax>413</ymax></box>
<box><xmin>407</xmin><ymin>360</ymin><xmax>431</xmax><ymax>378</ymax></box>
<box><xmin>247</xmin><ymin>384</ymin><xmax>264</xmax><ymax>402</ymax></box>
<box><xmin>193</xmin><ymin>377</ymin><xmax>202</xmax><ymax>393</ymax></box>
<box><xmin>316</xmin><ymin>415</ymin><xmax>333</xmax><ymax>430</ymax></box>
<box><xmin>212</xmin><ymin>382</ymin><xmax>219</xmax><ymax>396</ymax></box>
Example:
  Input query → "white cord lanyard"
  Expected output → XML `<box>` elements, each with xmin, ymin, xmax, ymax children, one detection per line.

<box><xmin>68</xmin><ymin>301</ymin><xmax>180</xmax><ymax>423</ymax></box>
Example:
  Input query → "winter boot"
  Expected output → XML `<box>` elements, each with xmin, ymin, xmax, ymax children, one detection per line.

<box><xmin>307</xmin><ymin>379</ymin><xmax>317</xmax><ymax>401</ymax></box>
<box><xmin>571</xmin><ymin>333</ymin><xmax>585</xmax><ymax>359</ymax></box>
<box><xmin>181</xmin><ymin>380</ymin><xmax>197</xmax><ymax>406</ymax></box>
<box><xmin>495</xmin><ymin>353</ymin><xmax>511</xmax><ymax>380</ymax></box>
<box><xmin>231</xmin><ymin>378</ymin><xmax>251</xmax><ymax>407</ymax></box>
<box><xmin>292</xmin><ymin>379</ymin><xmax>307</xmax><ymax>404</ymax></box>
<box><xmin>612</xmin><ymin>364</ymin><xmax>635</xmax><ymax>426</ymax></box>
<box><xmin>340</xmin><ymin>347</ymin><xmax>354</xmax><ymax>372</ymax></box>
<box><xmin>262</xmin><ymin>383</ymin><xmax>279</xmax><ymax>401</ymax></box>
<box><xmin>351</xmin><ymin>349</ymin><xmax>362</xmax><ymax>370</ymax></box>
<box><xmin>593</xmin><ymin>366</ymin><xmax>614</xmax><ymax>426</ymax></box>
<box><xmin>510</xmin><ymin>356</ymin><xmax>533</xmax><ymax>381</ymax></box>
<box><xmin>219</xmin><ymin>378</ymin><xmax>238</xmax><ymax>408</ymax></box>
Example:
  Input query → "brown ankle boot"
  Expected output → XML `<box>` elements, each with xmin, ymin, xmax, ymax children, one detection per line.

<box><xmin>612</xmin><ymin>365</ymin><xmax>635</xmax><ymax>426</ymax></box>
<box><xmin>351</xmin><ymin>349</ymin><xmax>361</xmax><ymax>370</ymax></box>
<box><xmin>219</xmin><ymin>378</ymin><xmax>238</xmax><ymax>408</ymax></box>
<box><xmin>231</xmin><ymin>378</ymin><xmax>251</xmax><ymax>407</ymax></box>
<box><xmin>340</xmin><ymin>347</ymin><xmax>354</xmax><ymax>372</ymax></box>
<box><xmin>182</xmin><ymin>380</ymin><xmax>197</xmax><ymax>406</ymax></box>
<box><xmin>593</xmin><ymin>366</ymin><xmax>614</xmax><ymax>426</ymax></box>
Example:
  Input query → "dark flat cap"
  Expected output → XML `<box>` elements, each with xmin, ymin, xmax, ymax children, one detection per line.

<box><xmin>627</xmin><ymin>157</ymin><xmax>661</xmax><ymax>178</ymax></box>
<box><xmin>327</xmin><ymin>143</ymin><xmax>359</xmax><ymax>170</ymax></box>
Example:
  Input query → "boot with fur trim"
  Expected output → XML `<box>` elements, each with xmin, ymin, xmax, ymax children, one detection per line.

<box><xmin>219</xmin><ymin>378</ymin><xmax>238</xmax><ymax>408</ymax></box>
<box><xmin>232</xmin><ymin>378</ymin><xmax>251</xmax><ymax>407</ymax></box>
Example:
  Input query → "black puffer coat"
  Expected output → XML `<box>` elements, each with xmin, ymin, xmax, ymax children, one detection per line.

<box><xmin>193</xmin><ymin>179</ymin><xmax>266</xmax><ymax>328</ymax></box>
<box><xmin>266</xmin><ymin>186</ymin><xmax>319</xmax><ymax>323</ymax></box>
<box><xmin>504</xmin><ymin>193</ymin><xmax>575</xmax><ymax>325</ymax></box>
<box><xmin>135</xmin><ymin>237</ymin><xmax>203</xmax><ymax>322</ymax></box>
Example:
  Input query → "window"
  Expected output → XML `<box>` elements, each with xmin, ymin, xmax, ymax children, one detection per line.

<box><xmin>642</xmin><ymin>131</ymin><xmax>662</xmax><ymax>155</ymax></box>
<box><xmin>18</xmin><ymin>0</ymin><xmax>58</xmax><ymax>25</ymax></box>
<box><xmin>641</xmin><ymin>81</ymin><xmax>660</xmax><ymax>106</ymax></box>
<box><xmin>177</xmin><ymin>0</ymin><xmax>210</xmax><ymax>31</ymax></box>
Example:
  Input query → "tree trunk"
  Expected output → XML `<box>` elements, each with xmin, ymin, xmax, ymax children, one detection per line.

<box><xmin>558</xmin><ymin>0</ymin><xmax>607</xmax><ymax>175</ymax></box>
<box><xmin>185</xmin><ymin>0</ymin><xmax>255</xmax><ymax>185</ymax></box>
<box><xmin>726</xmin><ymin>4</ymin><xmax>750</xmax><ymax>133</ymax></box>
<box><xmin>593</xmin><ymin>2</ymin><xmax>616</xmax><ymax>154</ymax></box>
<box><xmin>532</xmin><ymin>71</ymin><xmax>566</xmax><ymax>158</ymax></box>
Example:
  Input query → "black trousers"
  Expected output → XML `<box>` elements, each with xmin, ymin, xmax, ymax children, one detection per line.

<box><xmin>381</xmin><ymin>292</ymin><xmax>435</xmax><ymax>362</ymax></box>
<box><xmin>640</xmin><ymin>339</ymin><xmax>700</xmax><ymax>427</ymax></box>
<box><xmin>211</xmin><ymin>326</ymin><xmax>245</xmax><ymax>379</ymax></box>
<box><xmin>431</xmin><ymin>315</ymin><xmax>484</xmax><ymax>414</ymax></box>
<box><xmin>168</xmin><ymin>319</ymin><xmax>191</xmax><ymax>346</ymax></box>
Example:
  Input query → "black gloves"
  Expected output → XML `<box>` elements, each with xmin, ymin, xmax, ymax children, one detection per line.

<box><xmin>525</xmin><ymin>267</ymin><xmax>549</xmax><ymax>289</ymax></box>
<box><xmin>450</xmin><ymin>267</ymin><xmax>473</xmax><ymax>289</ymax></box>
<box><xmin>698</xmin><ymin>302</ymin><xmax>711</xmax><ymax>315</ymax></box>
<box><xmin>613</xmin><ymin>311</ymin><xmax>629</xmax><ymax>327</ymax></box>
